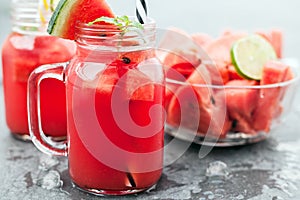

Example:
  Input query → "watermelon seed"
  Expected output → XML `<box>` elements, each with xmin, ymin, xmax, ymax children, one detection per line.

<box><xmin>198</xmin><ymin>58</ymin><xmax>202</xmax><ymax>65</ymax></box>
<box><xmin>210</xmin><ymin>96</ymin><xmax>216</xmax><ymax>105</ymax></box>
<box><xmin>99</xmin><ymin>33</ymin><xmax>107</xmax><ymax>37</ymax></box>
<box><xmin>232</xmin><ymin>120</ymin><xmax>238</xmax><ymax>129</ymax></box>
<box><xmin>122</xmin><ymin>57</ymin><xmax>131</xmax><ymax>64</ymax></box>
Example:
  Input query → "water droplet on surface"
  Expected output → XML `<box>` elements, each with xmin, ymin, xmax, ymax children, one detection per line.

<box><xmin>191</xmin><ymin>186</ymin><xmax>202</xmax><ymax>194</ymax></box>
<box><xmin>206</xmin><ymin>161</ymin><xmax>229</xmax><ymax>177</ymax></box>
<box><xmin>202</xmin><ymin>191</ymin><xmax>215</xmax><ymax>200</ymax></box>
<box><xmin>24</xmin><ymin>172</ymin><xmax>33</xmax><ymax>188</ymax></box>
<box><xmin>203</xmin><ymin>191</ymin><xmax>214</xmax><ymax>196</ymax></box>
<box><xmin>214</xmin><ymin>193</ymin><xmax>224</xmax><ymax>198</ymax></box>
<box><xmin>272</xmin><ymin>196</ymin><xmax>284</xmax><ymax>200</ymax></box>
<box><xmin>36</xmin><ymin>170</ymin><xmax>62</xmax><ymax>190</ymax></box>
<box><xmin>145</xmin><ymin>184</ymin><xmax>157</xmax><ymax>193</ymax></box>
<box><xmin>236</xmin><ymin>194</ymin><xmax>244</xmax><ymax>199</ymax></box>
<box><xmin>214</xmin><ymin>189</ymin><xmax>225</xmax><ymax>198</ymax></box>
<box><xmin>215</xmin><ymin>188</ymin><xmax>225</xmax><ymax>194</ymax></box>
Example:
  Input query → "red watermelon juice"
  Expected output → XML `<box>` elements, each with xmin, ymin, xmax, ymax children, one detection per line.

<box><xmin>65</xmin><ymin>48</ymin><xmax>165</xmax><ymax>194</ymax></box>
<box><xmin>27</xmin><ymin>18</ymin><xmax>164</xmax><ymax>195</ymax></box>
<box><xmin>2</xmin><ymin>33</ymin><xmax>75</xmax><ymax>139</ymax></box>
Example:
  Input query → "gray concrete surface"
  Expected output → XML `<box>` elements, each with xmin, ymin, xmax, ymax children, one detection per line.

<box><xmin>1</xmin><ymin>0</ymin><xmax>300</xmax><ymax>199</ymax></box>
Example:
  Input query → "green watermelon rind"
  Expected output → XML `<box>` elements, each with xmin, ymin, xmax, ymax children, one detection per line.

<box><xmin>47</xmin><ymin>0</ymin><xmax>76</xmax><ymax>36</ymax></box>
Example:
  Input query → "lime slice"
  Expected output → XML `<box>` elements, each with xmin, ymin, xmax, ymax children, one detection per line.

<box><xmin>231</xmin><ymin>34</ymin><xmax>277</xmax><ymax>80</ymax></box>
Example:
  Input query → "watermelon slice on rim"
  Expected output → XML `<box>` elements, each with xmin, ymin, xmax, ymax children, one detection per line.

<box><xmin>48</xmin><ymin>0</ymin><xmax>114</xmax><ymax>40</ymax></box>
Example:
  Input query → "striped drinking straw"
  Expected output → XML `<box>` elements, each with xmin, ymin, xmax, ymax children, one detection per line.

<box><xmin>136</xmin><ymin>0</ymin><xmax>148</xmax><ymax>24</ymax></box>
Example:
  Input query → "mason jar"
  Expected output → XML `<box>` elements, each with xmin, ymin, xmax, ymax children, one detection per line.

<box><xmin>28</xmin><ymin>18</ymin><xmax>165</xmax><ymax>195</ymax></box>
<box><xmin>1</xmin><ymin>0</ymin><xmax>75</xmax><ymax>140</ymax></box>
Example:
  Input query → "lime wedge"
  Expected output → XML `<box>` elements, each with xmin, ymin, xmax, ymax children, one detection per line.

<box><xmin>231</xmin><ymin>34</ymin><xmax>277</xmax><ymax>80</ymax></box>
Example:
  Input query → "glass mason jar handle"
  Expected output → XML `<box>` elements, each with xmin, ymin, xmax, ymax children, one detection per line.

<box><xmin>28</xmin><ymin>62</ymin><xmax>69</xmax><ymax>156</ymax></box>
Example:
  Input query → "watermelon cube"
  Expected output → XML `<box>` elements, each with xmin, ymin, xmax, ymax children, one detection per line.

<box><xmin>252</xmin><ymin>60</ymin><xmax>292</xmax><ymax>132</ymax></box>
<box><xmin>167</xmin><ymin>80</ymin><xmax>232</xmax><ymax>138</ymax></box>
<box><xmin>225</xmin><ymin>80</ymin><xmax>259</xmax><ymax>134</ymax></box>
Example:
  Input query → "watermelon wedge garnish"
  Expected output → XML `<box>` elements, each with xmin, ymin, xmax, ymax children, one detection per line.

<box><xmin>48</xmin><ymin>0</ymin><xmax>114</xmax><ymax>40</ymax></box>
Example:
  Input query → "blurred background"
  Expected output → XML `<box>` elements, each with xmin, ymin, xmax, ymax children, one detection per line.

<box><xmin>109</xmin><ymin>0</ymin><xmax>300</xmax><ymax>59</ymax></box>
<box><xmin>1</xmin><ymin>0</ymin><xmax>300</xmax><ymax>72</ymax></box>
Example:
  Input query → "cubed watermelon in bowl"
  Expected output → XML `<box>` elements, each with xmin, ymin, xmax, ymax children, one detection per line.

<box><xmin>158</xmin><ymin>28</ymin><xmax>300</xmax><ymax>146</ymax></box>
<box><xmin>165</xmin><ymin>58</ymin><xmax>300</xmax><ymax>147</ymax></box>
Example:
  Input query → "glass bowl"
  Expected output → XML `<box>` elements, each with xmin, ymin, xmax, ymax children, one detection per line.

<box><xmin>164</xmin><ymin>58</ymin><xmax>300</xmax><ymax>147</ymax></box>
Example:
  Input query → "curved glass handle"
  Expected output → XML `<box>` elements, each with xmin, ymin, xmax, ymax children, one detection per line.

<box><xmin>27</xmin><ymin>62</ymin><xmax>69</xmax><ymax>156</ymax></box>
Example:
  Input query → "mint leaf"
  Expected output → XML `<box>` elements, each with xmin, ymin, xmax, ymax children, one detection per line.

<box><xmin>88</xmin><ymin>15</ymin><xmax>144</xmax><ymax>32</ymax></box>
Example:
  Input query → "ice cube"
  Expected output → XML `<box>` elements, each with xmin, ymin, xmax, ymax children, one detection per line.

<box><xmin>10</xmin><ymin>35</ymin><xmax>35</xmax><ymax>50</ymax></box>
<box><xmin>206</xmin><ymin>161</ymin><xmax>229</xmax><ymax>177</ymax></box>
<box><xmin>124</xmin><ymin>69</ymin><xmax>155</xmax><ymax>101</ymax></box>
<box><xmin>38</xmin><ymin>155</ymin><xmax>59</xmax><ymax>171</ymax></box>
<box><xmin>36</xmin><ymin>170</ymin><xmax>62</xmax><ymax>190</ymax></box>
<box><xmin>78</xmin><ymin>62</ymin><xmax>107</xmax><ymax>82</ymax></box>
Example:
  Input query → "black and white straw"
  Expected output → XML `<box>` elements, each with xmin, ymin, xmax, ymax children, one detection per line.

<box><xmin>136</xmin><ymin>0</ymin><xmax>148</xmax><ymax>24</ymax></box>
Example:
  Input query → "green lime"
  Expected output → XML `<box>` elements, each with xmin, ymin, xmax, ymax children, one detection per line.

<box><xmin>231</xmin><ymin>34</ymin><xmax>277</xmax><ymax>80</ymax></box>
